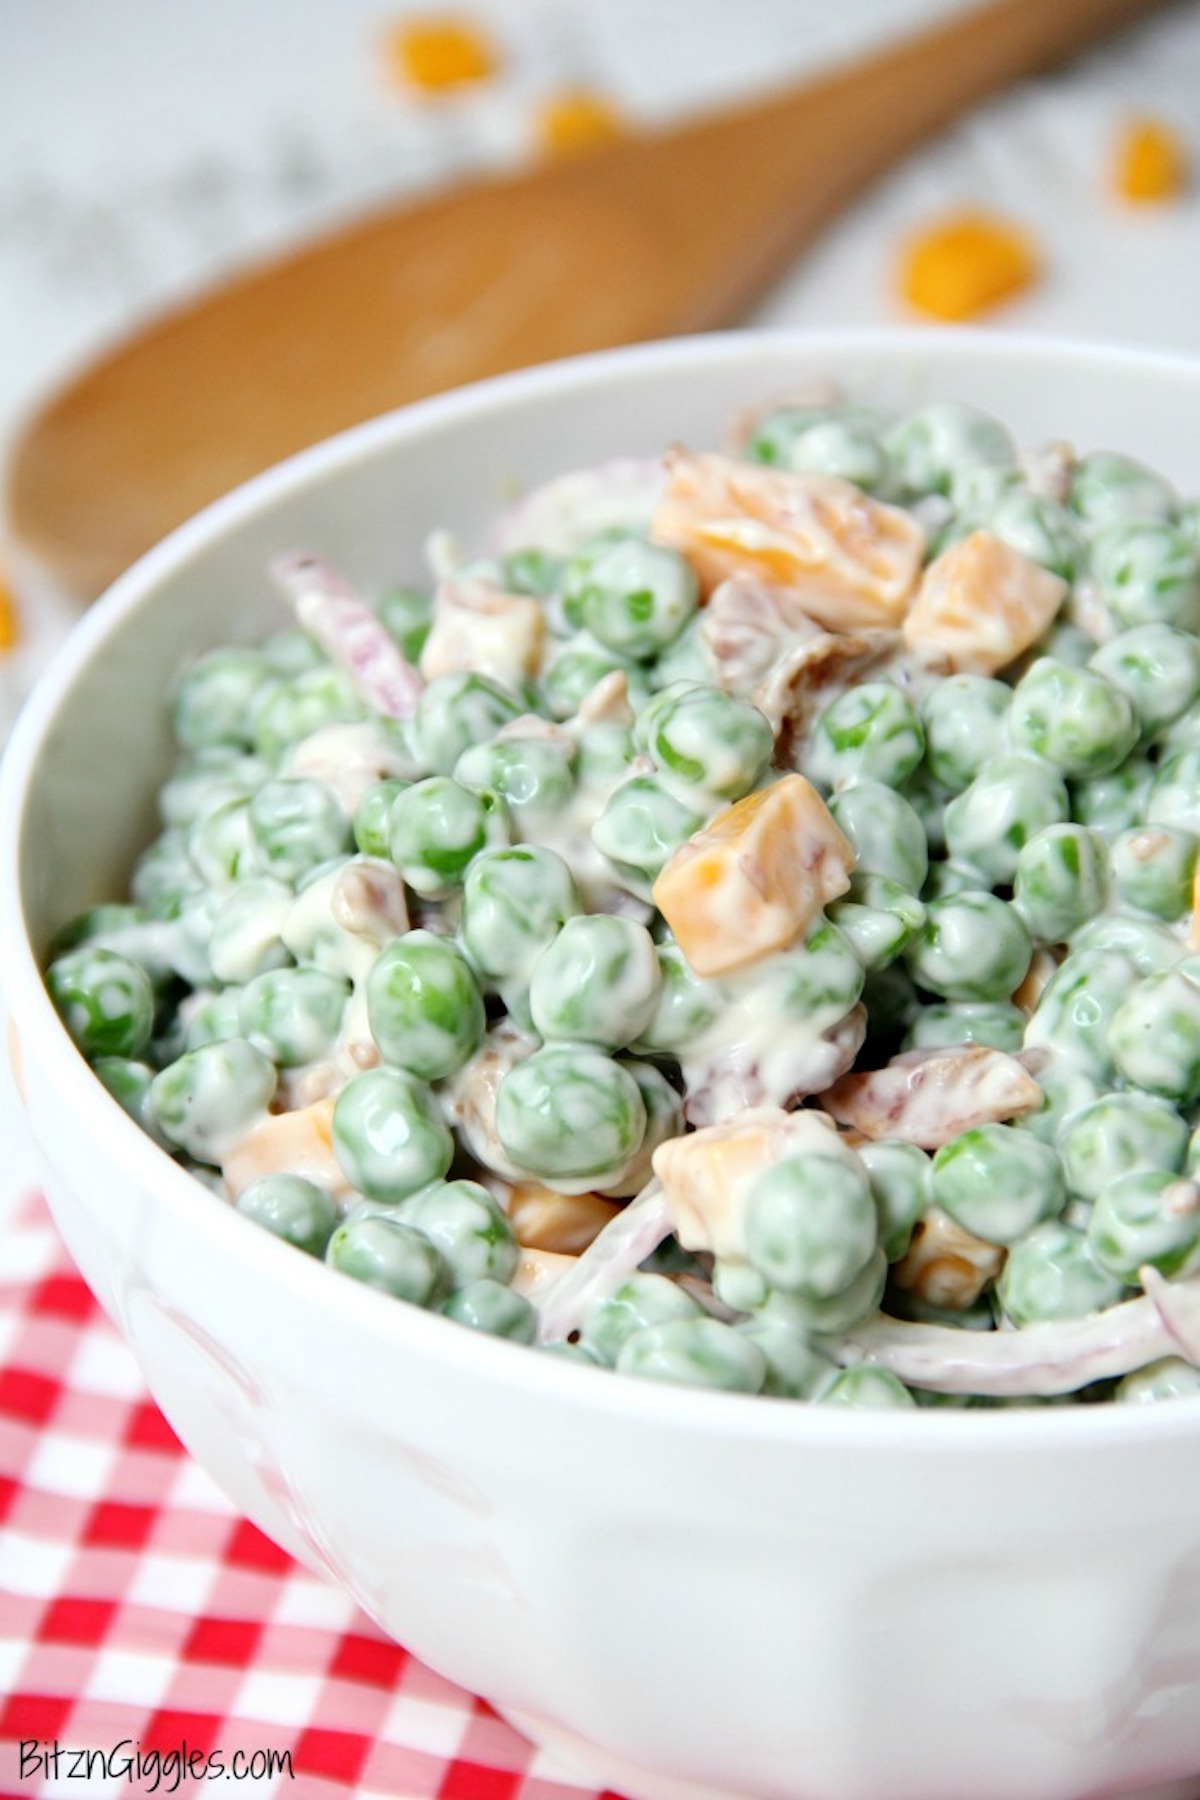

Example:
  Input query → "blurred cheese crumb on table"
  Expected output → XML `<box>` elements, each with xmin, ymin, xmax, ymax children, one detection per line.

<box><xmin>536</xmin><ymin>88</ymin><xmax>625</xmax><ymax>157</ymax></box>
<box><xmin>1113</xmin><ymin>114</ymin><xmax>1190</xmax><ymax>202</ymax></box>
<box><xmin>384</xmin><ymin>11</ymin><xmax>498</xmax><ymax>92</ymax></box>
<box><xmin>898</xmin><ymin>209</ymin><xmax>1041</xmax><ymax>321</ymax></box>
<box><xmin>0</xmin><ymin>572</ymin><xmax>18</xmax><ymax>653</ymax></box>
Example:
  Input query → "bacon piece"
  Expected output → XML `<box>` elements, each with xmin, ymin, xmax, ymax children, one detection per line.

<box><xmin>822</xmin><ymin>1045</ymin><xmax>1042</xmax><ymax>1147</ymax></box>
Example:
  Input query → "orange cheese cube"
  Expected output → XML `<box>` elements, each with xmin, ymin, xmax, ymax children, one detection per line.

<box><xmin>537</xmin><ymin>88</ymin><xmax>624</xmax><ymax>157</ymax></box>
<box><xmin>505</xmin><ymin>1182</ymin><xmax>622</xmax><ymax>1254</ymax></box>
<box><xmin>899</xmin><ymin>210</ymin><xmax>1040</xmax><ymax>322</ymax></box>
<box><xmin>222</xmin><ymin>1097</ymin><xmax>349</xmax><ymax>1201</ymax></box>
<box><xmin>1113</xmin><ymin>117</ymin><xmax>1189</xmax><ymax>203</ymax></box>
<box><xmin>903</xmin><ymin>529</ymin><xmax>1066</xmax><ymax>674</ymax></box>
<box><xmin>385</xmin><ymin>15</ymin><xmax>497</xmax><ymax>91</ymax></box>
<box><xmin>652</xmin><ymin>450</ymin><xmax>925</xmax><ymax>631</ymax></box>
<box><xmin>652</xmin><ymin>773</ymin><xmax>854</xmax><ymax>977</ymax></box>
<box><xmin>0</xmin><ymin>573</ymin><xmax>18</xmax><ymax>652</ymax></box>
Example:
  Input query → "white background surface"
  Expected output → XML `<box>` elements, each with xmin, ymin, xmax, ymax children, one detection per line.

<box><xmin>1</xmin><ymin>0</ymin><xmax>1199</xmax><ymax>1224</ymax></box>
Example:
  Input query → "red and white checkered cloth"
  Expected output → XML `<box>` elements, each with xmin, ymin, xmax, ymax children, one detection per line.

<box><xmin>0</xmin><ymin>1189</ymin><xmax>624</xmax><ymax>1800</ymax></box>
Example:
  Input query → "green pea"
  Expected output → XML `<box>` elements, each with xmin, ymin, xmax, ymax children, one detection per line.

<box><xmin>988</xmin><ymin>489</ymin><xmax>1084</xmax><ymax>581</ymax></box>
<box><xmin>331</xmin><ymin>1067</ymin><xmax>454</xmax><ymax>1203</ymax></box>
<box><xmin>829</xmin><ymin>781</ymin><xmax>928</xmax><ymax>892</ymax></box>
<box><xmin>236</xmin><ymin>1173</ymin><xmax>337</xmax><ymax>1257</ymax></box>
<box><xmin>744</xmin><ymin>1153</ymin><xmax>878</xmax><ymax>1301</ymax></box>
<box><xmin>759</xmin><ymin>919</ymin><xmax>866</xmax><ymax>1031</ymax></box>
<box><xmin>920</xmin><ymin>859</ymin><xmax>983</xmax><ymax>902</ymax></box>
<box><xmin>1016</xmin><ymin>1056</ymin><xmax>1101</xmax><ymax>1147</ymax></box>
<box><xmin>827</xmin><ymin>875</ymin><xmax>925</xmax><ymax>971</ymax></box>
<box><xmin>539</xmin><ymin>631</ymin><xmax>647</xmax><ymax>720</ymax></box>
<box><xmin>919</xmin><ymin>673</ymin><xmax>1012</xmax><ymax>793</ymax></box>
<box><xmin>1071</xmin><ymin>754</ymin><xmax>1155</xmax><ymax>839</ymax></box>
<box><xmin>187</xmin><ymin>795</ymin><xmax>262</xmax><ymax>887</ymax></box>
<box><xmin>806</xmin><ymin>682</ymin><xmax>925</xmax><ymax>792</ymax></box>
<box><xmin>734</xmin><ymin>1317</ymin><xmax>839</xmax><ymax>1399</ymax></box>
<box><xmin>1108</xmin><ymin>969</ymin><xmax>1200</xmax><ymax>1105</ymax></box>
<box><xmin>411</xmin><ymin>672</ymin><xmax>523</xmax><ymax>776</ymax></box>
<box><xmin>326</xmin><ymin>1209</ymin><xmax>449</xmax><ymax>1305</ymax></box>
<box><xmin>529</xmin><ymin>915</ymin><xmax>661</xmax><ymax>1050</ymax></box>
<box><xmin>943</xmin><ymin>754</ymin><xmax>1069</xmax><ymax>885</ymax></box>
<box><xmin>353</xmin><ymin>778</ymin><xmax>410</xmax><ymax>859</ymax></box>
<box><xmin>885</xmin><ymin>402</ymin><xmax>1015</xmax><ymax>496</ymax></box>
<box><xmin>997</xmin><ymin>1220</ymin><xmax>1126</xmax><ymax>1325</ymax></box>
<box><xmin>1117</xmin><ymin>1359</ymin><xmax>1200</xmax><ymax>1403</ymax></box>
<box><xmin>502</xmin><ymin>547</ymin><xmax>566</xmax><ymax>597</ymax></box>
<box><xmin>207</xmin><ymin>878</ymin><xmax>294</xmax><ymax>985</ymax></box>
<box><xmin>171</xmin><ymin>647</ymin><xmax>275</xmax><ymax>751</ymax></box>
<box><xmin>239</xmin><ymin>965</ymin><xmax>349</xmax><ymax>1067</ymax></box>
<box><xmin>366</xmin><ymin>930</ymin><xmax>485</xmax><ymax>1080</ymax></box>
<box><xmin>632</xmin><ymin>941</ymin><xmax>726</xmax><ymax>1056</ymax></box>
<box><xmin>398</xmin><ymin>1178</ymin><xmax>518</xmax><ymax>1287</ymax></box>
<box><xmin>1088</xmin><ymin>1170</ymin><xmax>1200</xmax><ymax>1282</ymax></box>
<box><xmin>1023</xmin><ymin>949</ymin><xmax>1137</xmax><ymax>1082</ymax></box>
<box><xmin>93</xmin><ymin>1056</ymin><xmax>169</xmax><ymax>1146</ymax></box>
<box><xmin>388</xmin><ymin>777</ymin><xmax>510</xmax><ymax>898</ymax></box>
<box><xmin>373</xmin><ymin>584</ymin><xmax>433</xmax><ymax>663</ymax></box>
<box><xmin>1147</xmin><ymin>745</ymin><xmax>1200</xmax><ymax>834</ymax></box>
<box><xmin>1012</xmin><ymin>823</ymin><xmax>1108</xmax><ymax>943</ymax></box>
<box><xmin>1109</xmin><ymin>826</ymin><xmax>1198</xmax><ymax>920</ymax></box>
<box><xmin>183</xmin><ymin>988</ymin><xmax>244</xmax><ymax>1051</ymax></box>
<box><xmin>1057</xmin><ymin>1091</ymin><xmax>1187</xmax><ymax>1200</ymax></box>
<box><xmin>568</xmin><ymin>538</ymin><xmax>698</xmax><ymax>660</ymax></box>
<box><xmin>148</xmin><ymin>1039</ymin><xmax>276</xmax><ymax>1164</ymax></box>
<box><xmin>459</xmin><ymin>845</ymin><xmax>581</xmax><ymax>987</ymax></box>
<box><xmin>47</xmin><ymin>947</ymin><xmax>156</xmax><ymax>1061</ymax></box>
<box><xmin>1090</xmin><ymin>520</ymin><xmax>1200</xmax><ymax>633</ymax></box>
<box><xmin>905</xmin><ymin>891</ymin><xmax>1031</xmax><ymax>1003</ymax></box>
<box><xmin>251</xmin><ymin>666</ymin><xmax>367</xmax><ymax>760</ymax></box>
<box><xmin>748</xmin><ymin>404</ymin><xmax>895</xmax><ymax>495</ymax></box>
<box><xmin>494</xmin><ymin>1045</ymin><xmax>646</xmax><ymax>1186</ymax></box>
<box><xmin>616</xmin><ymin>1317</ymin><xmax>767</xmax><ymax>1393</ymax></box>
<box><xmin>159</xmin><ymin>749</ymin><xmax>269</xmax><ymax>830</ymax></box>
<box><xmin>931</xmin><ymin>1124</ymin><xmax>1065</xmax><ymax>1246</ymax></box>
<box><xmin>758</xmin><ymin>1249</ymin><xmax>887</xmax><ymax>1334</ymax></box>
<box><xmin>580</xmin><ymin>1272</ymin><xmax>704</xmax><ymax>1365</ymax></box>
<box><xmin>442</xmin><ymin>1278</ymin><xmax>537</xmax><ymax>1342</ymax></box>
<box><xmin>905</xmin><ymin>1000</ymin><xmax>1025</xmax><ymax>1055</ymax></box>
<box><xmin>640</xmin><ymin>683</ymin><xmax>773</xmax><ymax>803</ymax></box>
<box><xmin>248</xmin><ymin>778</ymin><xmax>352</xmax><ymax>881</ymax></box>
<box><xmin>574</xmin><ymin>719</ymin><xmax>637</xmax><ymax>788</ymax></box>
<box><xmin>1008</xmin><ymin>659</ymin><xmax>1138</xmax><ymax>780</ymax></box>
<box><xmin>817</xmin><ymin>1367</ymin><xmax>916</xmax><ymax>1409</ymax></box>
<box><xmin>455</xmin><ymin>734</ymin><xmax>576</xmax><ymax>824</ymax></box>
<box><xmin>261</xmin><ymin>626</ymin><xmax>326</xmax><ymax>676</ymax></box>
<box><xmin>130</xmin><ymin>830</ymin><xmax>201</xmax><ymax>917</ymax></box>
<box><xmin>1070</xmin><ymin>450</ymin><xmax>1177</xmax><ymax>527</ymax></box>
<box><xmin>1089</xmin><ymin>624</ymin><xmax>1200</xmax><ymax>740</ymax></box>
<box><xmin>858</xmin><ymin>1139</ymin><xmax>930</xmax><ymax>1262</ymax></box>
<box><xmin>1070</xmin><ymin>910</ymin><xmax>1183</xmax><ymax>975</ymax></box>
<box><xmin>591</xmin><ymin>775</ymin><xmax>706</xmax><ymax>886</ymax></box>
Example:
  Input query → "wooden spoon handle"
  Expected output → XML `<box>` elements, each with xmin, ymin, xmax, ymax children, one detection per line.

<box><xmin>7</xmin><ymin>0</ymin><xmax>1168</xmax><ymax>599</ymax></box>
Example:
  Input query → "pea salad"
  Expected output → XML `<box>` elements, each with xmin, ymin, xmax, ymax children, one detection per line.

<box><xmin>44</xmin><ymin>393</ymin><xmax>1200</xmax><ymax>1407</ymax></box>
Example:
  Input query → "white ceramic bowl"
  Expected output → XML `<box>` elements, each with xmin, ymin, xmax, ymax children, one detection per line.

<box><xmin>5</xmin><ymin>330</ymin><xmax>1200</xmax><ymax>1800</ymax></box>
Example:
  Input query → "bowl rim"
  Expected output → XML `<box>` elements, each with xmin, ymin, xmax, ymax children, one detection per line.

<box><xmin>5</xmin><ymin>322</ymin><xmax>1200</xmax><ymax>1452</ymax></box>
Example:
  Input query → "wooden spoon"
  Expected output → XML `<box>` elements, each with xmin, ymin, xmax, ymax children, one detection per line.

<box><xmin>6</xmin><ymin>0</ymin><xmax>1167</xmax><ymax>599</ymax></box>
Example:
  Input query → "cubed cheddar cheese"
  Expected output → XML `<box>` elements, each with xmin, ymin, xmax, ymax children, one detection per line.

<box><xmin>903</xmin><ymin>529</ymin><xmax>1066</xmax><ymax>674</ymax></box>
<box><xmin>419</xmin><ymin>577</ymin><xmax>546</xmax><ymax>687</ymax></box>
<box><xmin>222</xmin><ymin>1097</ymin><xmax>349</xmax><ymax>1201</ymax></box>
<box><xmin>899</xmin><ymin>210</ymin><xmax>1039</xmax><ymax>322</ymax></box>
<box><xmin>652</xmin><ymin>450</ymin><xmax>925</xmax><ymax>631</ymax></box>
<box><xmin>1113</xmin><ymin>117</ymin><xmax>1189</xmax><ymax>204</ymax></box>
<box><xmin>652</xmin><ymin>773</ymin><xmax>854</xmax><ymax>977</ymax></box>
<box><xmin>505</xmin><ymin>1181</ymin><xmax>622</xmax><ymax>1254</ymax></box>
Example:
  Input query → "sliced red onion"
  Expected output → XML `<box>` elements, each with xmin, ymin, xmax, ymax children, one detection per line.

<box><xmin>271</xmin><ymin>551</ymin><xmax>424</xmax><ymax>720</ymax></box>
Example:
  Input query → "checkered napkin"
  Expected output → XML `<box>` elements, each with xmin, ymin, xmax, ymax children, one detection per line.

<box><xmin>0</xmin><ymin>1189</ymin><xmax>623</xmax><ymax>1800</ymax></box>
